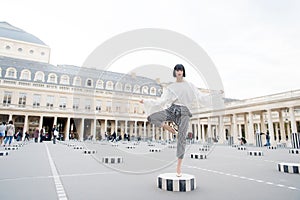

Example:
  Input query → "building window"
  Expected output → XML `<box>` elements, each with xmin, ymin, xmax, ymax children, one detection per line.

<box><xmin>133</xmin><ymin>85</ymin><xmax>140</xmax><ymax>93</ymax></box>
<box><xmin>5</xmin><ymin>45</ymin><xmax>11</xmax><ymax>50</ymax></box>
<box><xmin>150</xmin><ymin>87</ymin><xmax>156</xmax><ymax>95</ymax></box>
<box><xmin>142</xmin><ymin>86</ymin><xmax>148</xmax><ymax>94</ymax></box>
<box><xmin>46</xmin><ymin>95</ymin><xmax>54</xmax><ymax>109</ymax></box>
<box><xmin>29</xmin><ymin>50</ymin><xmax>34</xmax><ymax>54</ymax></box>
<box><xmin>18</xmin><ymin>93</ymin><xmax>26</xmax><ymax>107</ymax></box>
<box><xmin>34</xmin><ymin>71</ymin><xmax>45</xmax><ymax>82</ymax></box>
<box><xmin>95</xmin><ymin>100</ymin><xmax>101</xmax><ymax>111</ymax></box>
<box><xmin>125</xmin><ymin>84</ymin><xmax>131</xmax><ymax>92</ymax></box>
<box><xmin>96</xmin><ymin>80</ymin><xmax>104</xmax><ymax>89</ymax></box>
<box><xmin>60</xmin><ymin>75</ymin><xmax>70</xmax><ymax>85</ymax></box>
<box><xmin>86</xmin><ymin>79</ymin><xmax>93</xmax><ymax>87</ymax></box>
<box><xmin>133</xmin><ymin>103</ymin><xmax>139</xmax><ymax>114</ymax></box>
<box><xmin>41</xmin><ymin>52</ymin><xmax>45</xmax><ymax>56</ymax></box>
<box><xmin>59</xmin><ymin>97</ymin><xmax>67</xmax><ymax>109</ymax></box>
<box><xmin>5</xmin><ymin>67</ymin><xmax>17</xmax><ymax>79</ymax></box>
<box><xmin>115</xmin><ymin>82</ymin><xmax>122</xmax><ymax>91</ymax></box>
<box><xmin>106</xmin><ymin>101</ymin><xmax>112</xmax><ymax>112</ymax></box>
<box><xmin>3</xmin><ymin>92</ymin><xmax>12</xmax><ymax>106</ymax></box>
<box><xmin>73</xmin><ymin>98</ymin><xmax>80</xmax><ymax>110</ymax></box>
<box><xmin>47</xmin><ymin>73</ymin><xmax>57</xmax><ymax>83</ymax></box>
<box><xmin>85</xmin><ymin>99</ymin><xmax>91</xmax><ymax>111</ymax></box>
<box><xmin>18</xmin><ymin>48</ymin><xmax>23</xmax><ymax>52</ymax></box>
<box><xmin>20</xmin><ymin>69</ymin><xmax>31</xmax><ymax>80</ymax></box>
<box><xmin>73</xmin><ymin>76</ymin><xmax>81</xmax><ymax>86</ymax></box>
<box><xmin>33</xmin><ymin>94</ymin><xmax>41</xmax><ymax>108</ymax></box>
<box><xmin>115</xmin><ymin>103</ymin><xmax>121</xmax><ymax>113</ymax></box>
<box><xmin>105</xmin><ymin>81</ymin><xmax>114</xmax><ymax>90</ymax></box>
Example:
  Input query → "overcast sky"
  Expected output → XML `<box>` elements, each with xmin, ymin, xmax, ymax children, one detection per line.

<box><xmin>1</xmin><ymin>0</ymin><xmax>300</xmax><ymax>100</ymax></box>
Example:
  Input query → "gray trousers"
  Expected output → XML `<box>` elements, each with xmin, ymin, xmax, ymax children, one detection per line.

<box><xmin>147</xmin><ymin>105</ymin><xmax>192</xmax><ymax>159</ymax></box>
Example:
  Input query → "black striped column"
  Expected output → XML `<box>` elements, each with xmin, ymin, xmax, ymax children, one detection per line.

<box><xmin>83</xmin><ymin>149</ymin><xmax>97</xmax><ymax>154</ymax></box>
<box><xmin>267</xmin><ymin>146</ymin><xmax>277</xmax><ymax>150</ymax></box>
<box><xmin>149</xmin><ymin>148</ymin><xmax>161</xmax><ymax>152</ymax></box>
<box><xmin>291</xmin><ymin>133</ymin><xmax>300</xmax><ymax>149</ymax></box>
<box><xmin>278</xmin><ymin>163</ymin><xmax>300</xmax><ymax>174</ymax></box>
<box><xmin>102</xmin><ymin>156</ymin><xmax>123</xmax><ymax>164</ymax></box>
<box><xmin>0</xmin><ymin>151</ymin><xmax>9</xmax><ymax>156</ymax></box>
<box><xmin>126</xmin><ymin>146</ymin><xmax>135</xmax><ymax>149</ymax></box>
<box><xmin>256</xmin><ymin>133</ymin><xmax>262</xmax><ymax>147</ymax></box>
<box><xmin>157</xmin><ymin>173</ymin><xmax>196</xmax><ymax>192</ymax></box>
<box><xmin>247</xmin><ymin>151</ymin><xmax>263</xmax><ymax>156</ymax></box>
<box><xmin>237</xmin><ymin>146</ymin><xmax>247</xmax><ymax>150</ymax></box>
<box><xmin>190</xmin><ymin>153</ymin><xmax>206</xmax><ymax>159</ymax></box>
<box><xmin>289</xmin><ymin>149</ymin><xmax>300</xmax><ymax>154</ymax></box>
<box><xmin>5</xmin><ymin>147</ymin><xmax>18</xmax><ymax>150</ymax></box>
<box><xmin>74</xmin><ymin>146</ymin><xmax>84</xmax><ymax>150</ymax></box>
<box><xmin>199</xmin><ymin>147</ymin><xmax>209</xmax><ymax>151</ymax></box>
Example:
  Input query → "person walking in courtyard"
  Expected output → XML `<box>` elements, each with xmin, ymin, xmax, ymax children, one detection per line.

<box><xmin>0</xmin><ymin>122</ymin><xmax>6</xmax><ymax>145</ymax></box>
<box><xmin>52</xmin><ymin>125</ymin><xmax>58</xmax><ymax>144</ymax></box>
<box><xmin>24</xmin><ymin>130</ymin><xmax>30</xmax><ymax>142</ymax></box>
<box><xmin>140</xmin><ymin>64</ymin><xmax>223</xmax><ymax>177</ymax></box>
<box><xmin>33</xmin><ymin>128</ymin><xmax>39</xmax><ymax>143</ymax></box>
<box><xmin>3</xmin><ymin>120</ymin><xmax>15</xmax><ymax>146</ymax></box>
<box><xmin>264</xmin><ymin>130</ymin><xmax>271</xmax><ymax>146</ymax></box>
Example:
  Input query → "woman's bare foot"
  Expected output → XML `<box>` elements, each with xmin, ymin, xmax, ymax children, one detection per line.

<box><xmin>162</xmin><ymin>124</ymin><xmax>176</xmax><ymax>134</ymax></box>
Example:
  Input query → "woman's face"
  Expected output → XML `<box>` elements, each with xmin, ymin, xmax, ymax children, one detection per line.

<box><xmin>175</xmin><ymin>69</ymin><xmax>183</xmax><ymax>77</ymax></box>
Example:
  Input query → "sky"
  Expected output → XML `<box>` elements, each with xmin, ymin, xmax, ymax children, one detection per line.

<box><xmin>1</xmin><ymin>0</ymin><xmax>300</xmax><ymax>100</ymax></box>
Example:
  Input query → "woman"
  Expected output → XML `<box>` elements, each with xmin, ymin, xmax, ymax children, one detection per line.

<box><xmin>140</xmin><ymin>64</ymin><xmax>222</xmax><ymax>176</ymax></box>
<box><xmin>0</xmin><ymin>122</ymin><xmax>6</xmax><ymax>145</ymax></box>
<box><xmin>3</xmin><ymin>120</ymin><xmax>15</xmax><ymax>146</ymax></box>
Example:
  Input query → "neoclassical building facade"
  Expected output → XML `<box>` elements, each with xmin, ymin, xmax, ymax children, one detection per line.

<box><xmin>0</xmin><ymin>22</ymin><xmax>299</xmax><ymax>145</ymax></box>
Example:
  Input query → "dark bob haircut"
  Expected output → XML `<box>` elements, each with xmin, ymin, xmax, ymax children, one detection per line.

<box><xmin>173</xmin><ymin>64</ymin><xmax>186</xmax><ymax>77</ymax></box>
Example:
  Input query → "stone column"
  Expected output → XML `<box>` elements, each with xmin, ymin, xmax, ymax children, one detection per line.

<box><xmin>104</xmin><ymin>119</ymin><xmax>107</xmax><ymax>134</ymax></box>
<box><xmin>65</xmin><ymin>117</ymin><xmax>70</xmax><ymax>141</ymax></box>
<box><xmin>232</xmin><ymin>114</ymin><xmax>238</xmax><ymax>144</ymax></box>
<box><xmin>278</xmin><ymin>110</ymin><xmax>285</xmax><ymax>142</ymax></box>
<box><xmin>152</xmin><ymin>124</ymin><xmax>155</xmax><ymax>141</ymax></box>
<box><xmin>201</xmin><ymin>123</ymin><xmax>205</xmax><ymax>142</ymax></box>
<box><xmin>93</xmin><ymin>118</ymin><xmax>97</xmax><ymax>141</ymax></box>
<box><xmin>23</xmin><ymin>114</ymin><xmax>29</xmax><ymax>140</ymax></box>
<box><xmin>289</xmin><ymin>107</ymin><xmax>297</xmax><ymax>133</ymax></box>
<box><xmin>143</xmin><ymin>121</ymin><xmax>147</xmax><ymax>141</ymax></box>
<box><xmin>134</xmin><ymin>121</ymin><xmax>137</xmax><ymax>137</ymax></box>
<box><xmin>267</xmin><ymin>109</ymin><xmax>275</xmax><ymax>145</ymax></box>
<box><xmin>219</xmin><ymin>115</ymin><xmax>225</xmax><ymax>143</ymax></box>
<box><xmin>247</xmin><ymin>112</ymin><xmax>254</xmax><ymax>144</ymax></box>
<box><xmin>197</xmin><ymin>119</ymin><xmax>201</xmax><ymax>142</ymax></box>
<box><xmin>80</xmin><ymin>118</ymin><xmax>84</xmax><ymax>141</ymax></box>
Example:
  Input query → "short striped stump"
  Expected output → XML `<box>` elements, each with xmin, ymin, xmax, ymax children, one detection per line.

<box><xmin>5</xmin><ymin>147</ymin><xmax>18</xmax><ymax>150</ymax></box>
<box><xmin>148</xmin><ymin>144</ymin><xmax>155</xmax><ymax>147</ymax></box>
<box><xmin>277</xmin><ymin>143</ymin><xmax>287</xmax><ymax>148</ymax></box>
<box><xmin>83</xmin><ymin>149</ymin><xmax>97</xmax><ymax>154</ymax></box>
<box><xmin>203</xmin><ymin>144</ymin><xmax>210</xmax><ymax>148</ymax></box>
<box><xmin>289</xmin><ymin>149</ymin><xmax>300</xmax><ymax>154</ymax></box>
<box><xmin>267</xmin><ymin>146</ymin><xmax>277</xmax><ymax>150</ymax></box>
<box><xmin>149</xmin><ymin>148</ymin><xmax>161</xmax><ymax>153</ymax></box>
<box><xmin>102</xmin><ymin>156</ymin><xmax>123</xmax><ymax>164</ymax></box>
<box><xmin>232</xmin><ymin>144</ymin><xmax>239</xmax><ymax>148</ymax></box>
<box><xmin>12</xmin><ymin>144</ymin><xmax>21</xmax><ymax>147</ymax></box>
<box><xmin>68</xmin><ymin>144</ymin><xmax>75</xmax><ymax>147</ymax></box>
<box><xmin>157</xmin><ymin>173</ymin><xmax>196</xmax><ymax>192</ymax></box>
<box><xmin>199</xmin><ymin>147</ymin><xmax>209</xmax><ymax>151</ymax></box>
<box><xmin>111</xmin><ymin>144</ymin><xmax>119</xmax><ymax>147</ymax></box>
<box><xmin>237</xmin><ymin>146</ymin><xmax>247</xmax><ymax>150</ymax></box>
<box><xmin>0</xmin><ymin>151</ymin><xmax>9</xmax><ymax>156</ymax></box>
<box><xmin>278</xmin><ymin>163</ymin><xmax>300</xmax><ymax>174</ymax></box>
<box><xmin>74</xmin><ymin>146</ymin><xmax>84</xmax><ymax>150</ymax></box>
<box><xmin>247</xmin><ymin>151</ymin><xmax>263</xmax><ymax>156</ymax></box>
<box><xmin>161</xmin><ymin>142</ymin><xmax>167</xmax><ymax>145</ymax></box>
<box><xmin>190</xmin><ymin>153</ymin><xmax>206</xmax><ymax>159</ymax></box>
<box><xmin>133</xmin><ymin>142</ymin><xmax>139</xmax><ymax>145</ymax></box>
<box><xmin>168</xmin><ymin>145</ymin><xmax>176</xmax><ymax>149</ymax></box>
<box><xmin>126</xmin><ymin>146</ymin><xmax>135</xmax><ymax>149</ymax></box>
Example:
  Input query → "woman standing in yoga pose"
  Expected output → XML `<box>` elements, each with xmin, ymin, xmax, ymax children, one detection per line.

<box><xmin>140</xmin><ymin>64</ymin><xmax>222</xmax><ymax>177</ymax></box>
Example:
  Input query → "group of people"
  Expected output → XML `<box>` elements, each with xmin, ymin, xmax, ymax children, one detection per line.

<box><xmin>0</xmin><ymin>120</ymin><xmax>60</xmax><ymax>146</ymax></box>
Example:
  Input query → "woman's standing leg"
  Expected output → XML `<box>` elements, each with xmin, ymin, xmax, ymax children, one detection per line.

<box><xmin>176</xmin><ymin>115</ymin><xmax>190</xmax><ymax>175</ymax></box>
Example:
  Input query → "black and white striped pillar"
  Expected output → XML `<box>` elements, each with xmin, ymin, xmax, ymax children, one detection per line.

<box><xmin>0</xmin><ymin>151</ymin><xmax>9</xmax><ymax>156</ymax></box>
<box><xmin>83</xmin><ymin>149</ymin><xmax>97</xmax><ymax>154</ymax></box>
<box><xmin>157</xmin><ymin>173</ymin><xmax>196</xmax><ymax>192</ymax></box>
<box><xmin>5</xmin><ymin>147</ymin><xmax>18</xmax><ymax>150</ymax></box>
<box><xmin>190</xmin><ymin>153</ymin><xmax>206</xmax><ymax>159</ymax></box>
<box><xmin>149</xmin><ymin>148</ymin><xmax>161</xmax><ymax>152</ymax></box>
<box><xmin>289</xmin><ymin>149</ymin><xmax>299</xmax><ymax>154</ymax></box>
<box><xmin>102</xmin><ymin>156</ymin><xmax>123</xmax><ymax>164</ymax></box>
<box><xmin>256</xmin><ymin>133</ymin><xmax>262</xmax><ymax>147</ymax></box>
<box><xmin>278</xmin><ymin>163</ymin><xmax>300</xmax><ymax>174</ymax></box>
<box><xmin>291</xmin><ymin>133</ymin><xmax>300</xmax><ymax>149</ymax></box>
<box><xmin>247</xmin><ymin>151</ymin><xmax>263</xmax><ymax>156</ymax></box>
<box><xmin>238</xmin><ymin>146</ymin><xmax>247</xmax><ymax>150</ymax></box>
<box><xmin>74</xmin><ymin>146</ymin><xmax>84</xmax><ymax>150</ymax></box>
